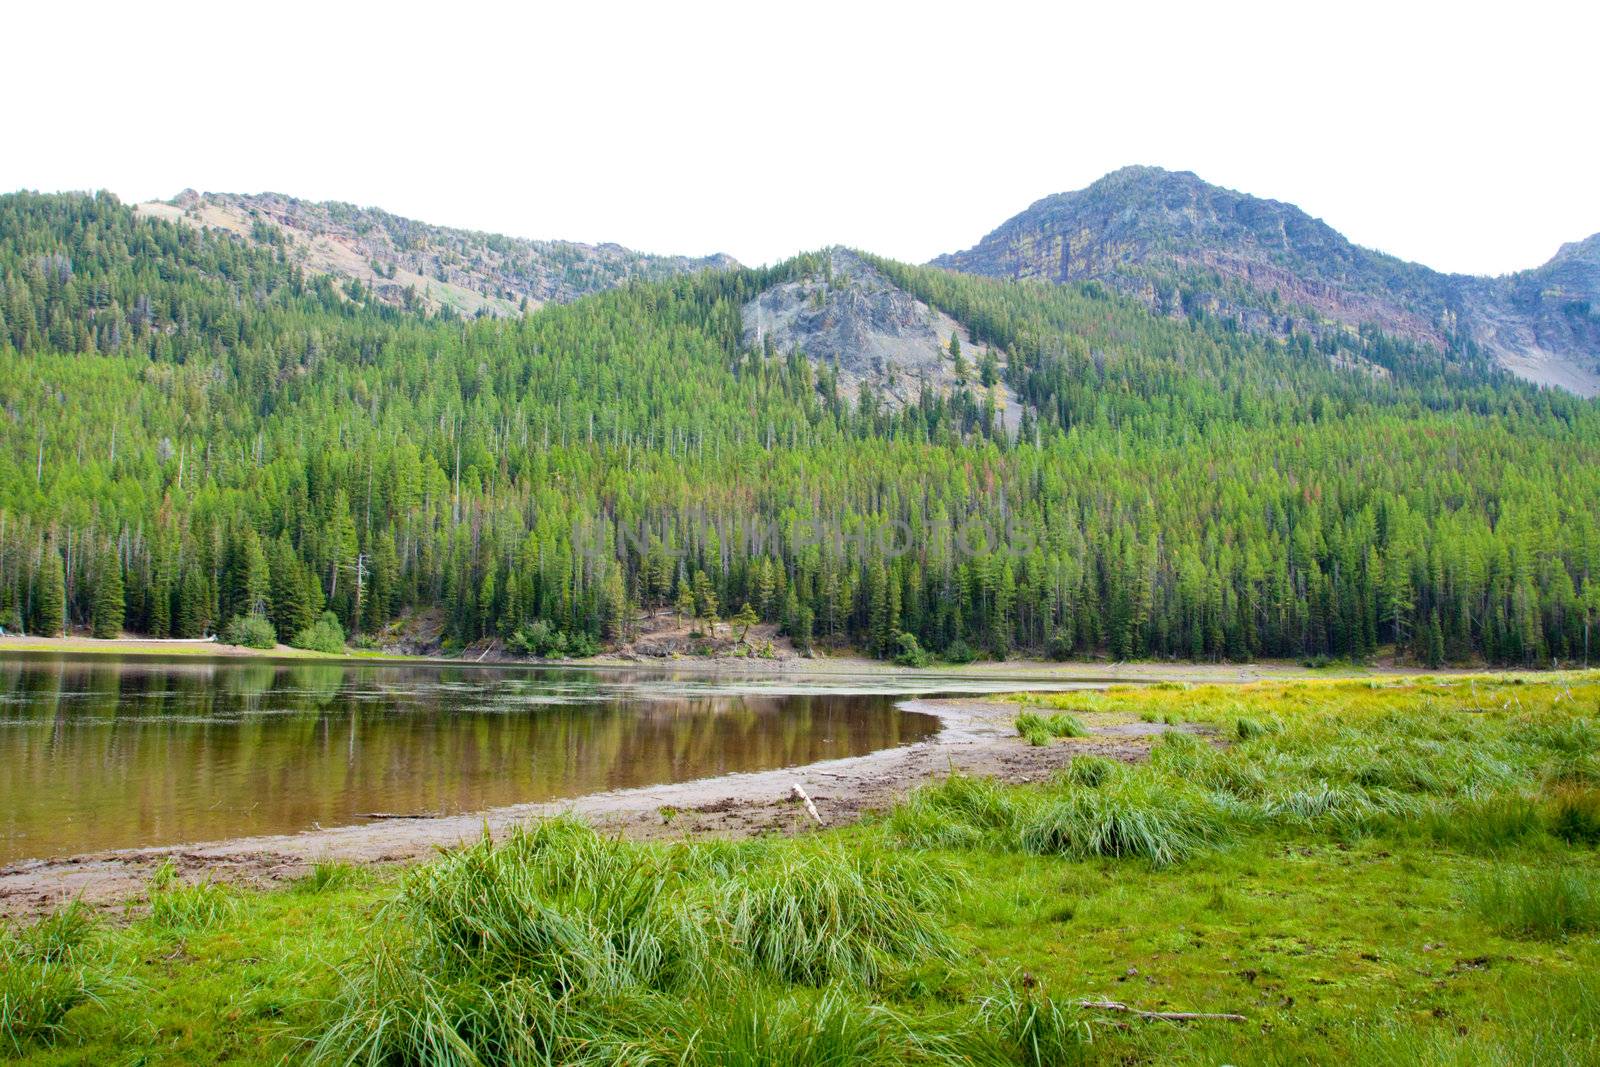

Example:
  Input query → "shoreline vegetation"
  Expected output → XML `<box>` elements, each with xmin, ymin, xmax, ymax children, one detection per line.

<box><xmin>4</xmin><ymin>671</ymin><xmax>1599</xmax><ymax>1063</ymax></box>
<box><xmin>0</xmin><ymin>631</ymin><xmax>1517</xmax><ymax>681</ymax></box>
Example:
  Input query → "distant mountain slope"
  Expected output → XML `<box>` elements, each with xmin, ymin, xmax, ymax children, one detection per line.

<box><xmin>740</xmin><ymin>248</ymin><xmax>1022</xmax><ymax>431</ymax></box>
<box><xmin>136</xmin><ymin>191</ymin><xmax>738</xmax><ymax>317</ymax></box>
<box><xmin>932</xmin><ymin>166</ymin><xmax>1600</xmax><ymax>396</ymax></box>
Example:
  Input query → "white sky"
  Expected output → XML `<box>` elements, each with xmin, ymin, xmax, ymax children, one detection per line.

<box><xmin>7</xmin><ymin>0</ymin><xmax>1597</xmax><ymax>275</ymax></box>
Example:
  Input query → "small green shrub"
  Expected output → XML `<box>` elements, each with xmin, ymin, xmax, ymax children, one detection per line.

<box><xmin>223</xmin><ymin>612</ymin><xmax>278</xmax><ymax>649</ymax></box>
<box><xmin>291</xmin><ymin>611</ymin><xmax>346</xmax><ymax>654</ymax></box>
<box><xmin>892</xmin><ymin>631</ymin><xmax>930</xmax><ymax>668</ymax></box>
<box><xmin>940</xmin><ymin>639</ymin><xmax>978</xmax><ymax>665</ymax></box>
<box><xmin>507</xmin><ymin>620</ymin><xmax>599</xmax><ymax>658</ymax></box>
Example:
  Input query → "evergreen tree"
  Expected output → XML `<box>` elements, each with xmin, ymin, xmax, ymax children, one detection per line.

<box><xmin>731</xmin><ymin>602</ymin><xmax>759</xmax><ymax>644</ymax></box>
<box><xmin>92</xmin><ymin>549</ymin><xmax>125</xmax><ymax>639</ymax></box>
<box><xmin>33</xmin><ymin>544</ymin><xmax>66</xmax><ymax>637</ymax></box>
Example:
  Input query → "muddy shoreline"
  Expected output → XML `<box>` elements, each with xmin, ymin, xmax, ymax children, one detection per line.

<box><xmin>0</xmin><ymin>632</ymin><xmax>1429</xmax><ymax>682</ymax></box>
<box><xmin>0</xmin><ymin>695</ymin><xmax>1182</xmax><ymax>916</ymax></box>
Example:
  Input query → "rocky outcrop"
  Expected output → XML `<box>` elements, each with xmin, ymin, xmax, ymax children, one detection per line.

<box><xmin>932</xmin><ymin>167</ymin><xmax>1600</xmax><ymax>396</ymax></box>
<box><xmin>136</xmin><ymin>191</ymin><xmax>738</xmax><ymax>317</ymax></box>
<box><xmin>742</xmin><ymin>248</ymin><xmax>1022</xmax><ymax>430</ymax></box>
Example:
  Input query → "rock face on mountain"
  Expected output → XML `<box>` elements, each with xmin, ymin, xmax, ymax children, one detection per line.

<box><xmin>742</xmin><ymin>248</ymin><xmax>1021</xmax><ymax>429</ymax></box>
<box><xmin>136</xmin><ymin>191</ymin><xmax>737</xmax><ymax>317</ymax></box>
<box><xmin>932</xmin><ymin>166</ymin><xmax>1600</xmax><ymax>396</ymax></box>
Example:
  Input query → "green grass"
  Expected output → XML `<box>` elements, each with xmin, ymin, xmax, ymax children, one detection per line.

<box><xmin>144</xmin><ymin>860</ymin><xmax>239</xmax><ymax>932</ymax></box>
<box><xmin>1466</xmin><ymin>864</ymin><xmax>1600</xmax><ymax>940</ymax></box>
<box><xmin>1016</xmin><ymin>712</ymin><xmax>1089</xmax><ymax>745</ymax></box>
<box><xmin>0</xmin><ymin>903</ymin><xmax>110</xmax><ymax>1056</ymax></box>
<box><xmin>1550</xmin><ymin>785</ymin><xmax>1600</xmax><ymax>845</ymax></box>
<box><xmin>7</xmin><ymin>673</ymin><xmax>1600</xmax><ymax>1063</ymax></box>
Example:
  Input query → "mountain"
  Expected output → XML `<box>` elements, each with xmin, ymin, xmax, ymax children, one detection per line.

<box><xmin>2</xmin><ymin>188</ymin><xmax>1598</xmax><ymax>670</ymax></box>
<box><xmin>740</xmin><ymin>248</ymin><xmax>1022</xmax><ymax>431</ymax></box>
<box><xmin>135</xmin><ymin>190</ymin><xmax>738</xmax><ymax>317</ymax></box>
<box><xmin>931</xmin><ymin>166</ymin><xmax>1600</xmax><ymax>396</ymax></box>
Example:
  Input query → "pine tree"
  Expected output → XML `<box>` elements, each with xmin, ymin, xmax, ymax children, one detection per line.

<box><xmin>731</xmin><ymin>602</ymin><xmax>758</xmax><ymax>644</ymax></box>
<box><xmin>755</xmin><ymin>557</ymin><xmax>777</xmax><ymax>619</ymax></box>
<box><xmin>364</xmin><ymin>529</ymin><xmax>399</xmax><ymax>634</ymax></box>
<box><xmin>602</xmin><ymin>569</ymin><xmax>629</xmax><ymax>641</ymax></box>
<box><xmin>33</xmin><ymin>544</ymin><xmax>66</xmax><ymax>637</ymax></box>
<box><xmin>691</xmin><ymin>570</ymin><xmax>717</xmax><ymax>624</ymax></box>
<box><xmin>268</xmin><ymin>536</ymin><xmax>312</xmax><ymax>640</ymax></box>
<box><xmin>92</xmin><ymin>550</ymin><xmax>125</xmax><ymax>639</ymax></box>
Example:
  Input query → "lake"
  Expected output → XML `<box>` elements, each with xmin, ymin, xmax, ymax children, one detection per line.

<box><xmin>0</xmin><ymin>655</ymin><xmax>985</xmax><ymax>864</ymax></box>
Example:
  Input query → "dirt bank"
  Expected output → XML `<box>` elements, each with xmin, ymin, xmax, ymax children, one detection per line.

<box><xmin>0</xmin><ymin>696</ymin><xmax>1187</xmax><ymax>916</ymax></box>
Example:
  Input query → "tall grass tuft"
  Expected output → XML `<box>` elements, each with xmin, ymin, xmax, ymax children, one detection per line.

<box><xmin>1419</xmin><ymin>794</ymin><xmax>1544</xmax><ymax>852</ymax></box>
<box><xmin>1019</xmin><ymin>776</ymin><xmax>1233</xmax><ymax>867</ymax></box>
<box><xmin>1548</xmin><ymin>785</ymin><xmax>1600</xmax><ymax>845</ymax></box>
<box><xmin>145</xmin><ymin>860</ymin><xmax>239</xmax><ymax>932</ymax></box>
<box><xmin>1016</xmin><ymin>712</ymin><xmax>1088</xmax><ymax>743</ymax></box>
<box><xmin>675</xmin><ymin>987</ymin><xmax>947</xmax><ymax>1066</ymax></box>
<box><xmin>1059</xmin><ymin>756</ymin><xmax>1118</xmax><ymax>789</ymax></box>
<box><xmin>884</xmin><ymin>774</ymin><xmax>1026</xmax><ymax>850</ymax></box>
<box><xmin>293</xmin><ymin>860</ymin><xmax>365</xmax><ymax>895</ymax></box>
<box><xmin>978</xmin><ymin>980</ymin><xmax>1092</xmax><ymax>1067</ymax></box>
<box><xmin>719</xmin><ymin>848</ymin><xmax>961</xmax><ymax>986</ymax></box>
<box><xmin>1466</xmin><ymin>864</ymin><xmax>1600</xmax><ymax>939</ymax></box>
<box><xmin>311</xmin><ymin>819</ymin><xmax>966</xmax><ymax>1064</ymax></box>
<box><xmin>1261</xmin><ymin>781</ymin><xmax>1418</xmax><ymax>836</ymax></box>
<box><xmin>1234</xmin><ymin>715</ymin><xmax>1279</xmax><ymax>740</ymax></box>
<box><xmin>0</xmin><ymin>902</ymin><xmax>107</xmax><ymax>1054</ymax></box>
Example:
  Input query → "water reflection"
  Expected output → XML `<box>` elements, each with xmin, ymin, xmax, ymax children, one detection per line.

<box><xmin>0</xmin><ymin>657</ymin><xmax>941</xmax><ymax>864</ymax></box>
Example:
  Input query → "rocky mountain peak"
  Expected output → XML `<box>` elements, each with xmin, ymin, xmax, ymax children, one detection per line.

<box><xmin>134</xmin><ymin>190</ymin><xmax>737</xmax><ymax>317</ymax></box>
<box><xmin>932</xmin><ymin>167</ymin><xmax>1600</xmax><ymax>396</ymax></box>
<box><xmin>741</xmin><ymin>249</ymin><xmax>1022</xmax><ymax>429</ymax></box>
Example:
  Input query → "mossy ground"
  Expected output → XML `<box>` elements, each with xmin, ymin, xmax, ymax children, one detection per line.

<box><xmin>9</xmin><ymin>674</ymin><xmax>1600</xmax><ymax>1064</ymax></box>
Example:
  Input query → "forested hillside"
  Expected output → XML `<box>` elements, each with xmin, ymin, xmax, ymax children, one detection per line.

<box><xmin>3</xmin><ymin>190</ymin><xmax>1598</xmax><ymax>665</ymax></box>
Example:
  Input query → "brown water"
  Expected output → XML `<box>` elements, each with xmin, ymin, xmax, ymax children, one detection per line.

<box><xmin>0</xmin><ymin>656</ymin><xmax>943</xmax><ymax>864</ymax></box>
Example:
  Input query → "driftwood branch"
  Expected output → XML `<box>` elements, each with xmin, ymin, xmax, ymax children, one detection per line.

<box><xmin>359</xmin><ymin>812</ymin><xmax>447</xmax><ymax>820</ymax></box>
<box><xmin>790</xmin><ymin>784</ymin><xmax>824</xmax><ymax>825</ymax></box>
<box><xmin>1078</xmin><ymin>1000</ymin><xmax>1246</xmax><ymax>1023</ymax></box>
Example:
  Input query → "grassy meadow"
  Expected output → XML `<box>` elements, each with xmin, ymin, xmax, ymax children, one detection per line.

<box><xmin>5</xmin><ymin>673</ymin><xmax>1599</xmax><ymax>1065</ymax></box>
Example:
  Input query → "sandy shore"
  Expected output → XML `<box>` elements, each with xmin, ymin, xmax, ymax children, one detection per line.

<box><xmin>0</xmin><ymin>695</ymin><xmax>1195</xmax><ymax>916</ymax></box>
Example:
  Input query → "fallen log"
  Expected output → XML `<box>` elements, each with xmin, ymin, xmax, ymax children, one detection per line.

<box><xmin>358</xmin><ymin>812</ymin><xmax>447</xmax><ymax>820</ymax></box>
<box><xmin>790</xmin><ymin>783</ymin><xmax>824</xmax><ymax>825</ymax></box>
<box><xmin>1078</xmin><ymin>1000</ymin><xmax>1246</xmax><ymax>1023</ymax></box>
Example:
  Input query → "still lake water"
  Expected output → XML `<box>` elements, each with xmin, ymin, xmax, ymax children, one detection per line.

<box><xmin>0</xmin><ymin>655</ymin><xmax>975</xmax><ymax>864</ymax></box>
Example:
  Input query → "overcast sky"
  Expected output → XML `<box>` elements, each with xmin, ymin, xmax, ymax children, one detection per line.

<box><xmin>8</xmin><ymin>1</ymin><xmax>1596</xmax><ymax>275</ymax></box>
